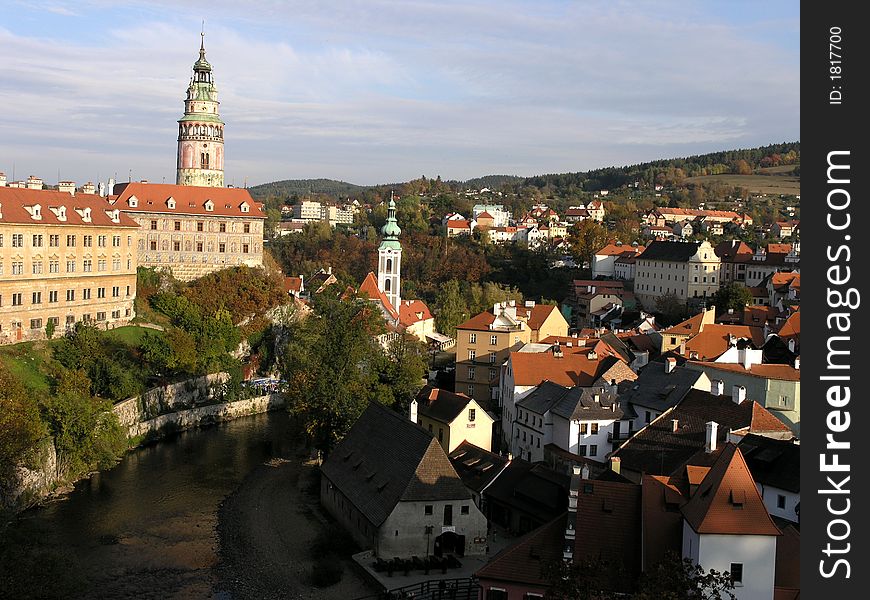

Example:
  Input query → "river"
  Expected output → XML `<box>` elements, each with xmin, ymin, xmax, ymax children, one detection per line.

<box><xmin>0</xmin><ymin>411</ymin><xmax>373</xmax><ymax>600</ymax></box>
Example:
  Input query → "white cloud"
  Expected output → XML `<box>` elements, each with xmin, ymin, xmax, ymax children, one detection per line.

<box><xmin>0</xmin><ymin>1</ymin><xmax>799</xmax><ymax>186</ymax></box>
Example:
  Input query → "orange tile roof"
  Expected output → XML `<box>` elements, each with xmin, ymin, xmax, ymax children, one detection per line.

<box><xmin>688</xmin><ymin>360</ymin><xmax>800</xmax><ymax>382</ymax></box>
<box><xmin>681</xmin><ymin>444</ymin><xmax>781</xmax><ymax>536</ymax></box>
<box><xmin>596</xmin><ymin>243</ymin><xmax>641</xmax><ymax>256</ymax></box>
<box><xmin>111</xmin><ymin>182</ymin><xmax>265</xmax><ymax>219</ymax></box>
<box><xmin>525</xmin><ymin>304</ymin><xmax>559</xmax><ymax>330</ymax></box>
<box><xmin>399</xmin><ymin>299</ymin><xmax>433</xmax><ymax>327</ymax></box>
<box><xmin>777</xmin><ymin>311</ymin><xmax>800</xmax><ymax>343</ymax></box>
<box><xmin>456</xmin><ymin>310</ymin><xmax>497</xmax><ymax>331</ymax></box>
<box><xmin>765</xmin><ymin>243</ymin><xmax>792</xmax><ymax>254</ymax></box>
<box><xmin>447</xmin><ymin>219</ymin><xmax>472</xmax><ymax>229</ymax></box>
<box><xmin>509</xmin><ymin>349</ymin><xmax>617</xmax><ymax>387</ymax></box>
<box><xmin>662</xmin><ymin>312</ymin><xmax>706</xmax><ymax>336</ymax></box>
<box><xmin>358</xmin><ymin>272</ymin><xmax>399</xmax><ymax>320</ymax></box>
<box><xmin>0</xmin><ymin>187</ymin><xmax>139</xmax><ymax>228</ymax></box>
<box><xmin>476</xmin><ymin>211</ymin><xmax>494</xmax><ymax>219</ymax></box>
<box><xmin>682</xmin><ymin>325</ymin><xmax>765</xmax><ymax>360</ymax></box>
<box><xmin>283</xmin><ymin>276</ymin><xmax>303</xmax><ymax>294</ymax></box>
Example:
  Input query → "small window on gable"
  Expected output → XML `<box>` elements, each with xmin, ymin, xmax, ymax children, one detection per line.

<box><xmin>128</xmin><ymin>195</ymin><xmax>138</xmax><ymax>207</ymax></box>
<box><xmin>204</xmin><ymin>200</ymin><xmax>214</xmax><ymax>212</ymax></box>
<box><xmin>167</xmin><ymin>197</ymin><xmax>176</xmax><ymax>209</ymax></box>
<box><xmin>240</xmin><ymin>202</ymin><xmax>250</xmax><ymax>213</ymax></box>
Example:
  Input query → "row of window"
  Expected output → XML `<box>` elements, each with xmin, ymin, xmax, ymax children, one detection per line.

<box><xmin>2</xmin><ymin>257</ymin><xmax>131</xmax><ymax>275</ymax></box>
<box><xmin>516</xmin><ymin>428</ymin><xmax>542</xmax><ymax>450</ymax></box>
<box><xmin>150</xmin><ymin>220</ymin><xmax>253</xmax><ymax>234</ymax></box>
<box><xmin>1</xmin><ymin>286</ymin><xmax>130</xmax><ymax>306</ymax></box>
<box><xmin>1</xmin><ymin>233</ymin><xmax>131</xmax><ymax>249</ymax></box>
<box><xmin>467</xmin><ymin>333</ymin><xmax>502</xmax><ymax>345</ymax></box>
<box><xmin>467</xmin><ymin>350</ymin><xmax>498</xmax><ymax>363</ymax></box>
<box><xmin>466</xmin><ymin>366</ymin><xmax>498</xmax><ymax>381</ymax></box>
<box><xmin>2</xmin><ymin>309</ymin><xmax>131</xmax><ymax>332</ymax></box>
<box><xmin>144</xmin><ymin>239</ymin><xmax>252</xmax><ymax>253</ymax></box>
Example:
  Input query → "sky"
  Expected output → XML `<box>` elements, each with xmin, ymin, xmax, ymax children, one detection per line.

<box><xmin>0</xmin><ymin>0</ymin><xmax>799</xmax><ymax>188</ymax></box>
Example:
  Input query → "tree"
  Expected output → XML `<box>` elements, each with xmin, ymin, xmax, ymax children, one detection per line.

<box><xmin>634</xmin><ymin>552</ymin><xmax>736</xmax><ymax>600</ymax></box>
<box><xmin>373</xmin><ymin>333</ymin><xmax>427</xmax><ymax>415</ymax></box>
<box><xmin>279</xmin><ymin>292</ymin><xmax>387</xmax><ymax>453</ymax></box>
<box><xmin>655</xmin><ymin>292</ymin><xmax>688</xmax><ymax>326</ymax></box>
<box><xmin>0</xmin><ymin>364</ymin><xmax>46</xmax><ymax>478</ymax></box>
<box><xmin>567</xmin><ymin>220</ymin><xmax>610</xmax><ymax>269</ymax></box>
<box><xmin>433</xmin><ymin>280</ymin><xmax>469</xmax><ymax>338</ymax></box>
<box><xmin>711</xmin><ymin>283</ymin><xmax>753</xmax><ymax>315</ymax></box>
<box><xmin>45</xmin><ymin>320</ymin><xmax>56</xmax><ymax>340</ymax></box>
<box><xmin>543</xmin><ymin>557</ymin><xmax>618</xmax><ymax>600</ymax></box>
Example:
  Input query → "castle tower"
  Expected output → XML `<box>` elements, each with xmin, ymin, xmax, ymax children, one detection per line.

<box><xmin>176</xmin><ymin>34</ymin><xmax>224</xmax><ymax>187</ymax></box>
<box><xmin>378</xmin><ymin>194</ymin><xmax>402</xmax><ymax>314</ymax></box>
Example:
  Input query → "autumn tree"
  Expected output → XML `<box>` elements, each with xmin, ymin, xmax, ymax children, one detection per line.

<box><xmin>434</xmin><ymin>280</ymin><xmax>469</xmax><ymax>337</ymax></box>
<box><xmin>567</xmin><ymin>219</ymin><xmax>610</xmax><ymax>269</ymax></box>
<box><xmin>655</xmin><ymin>292</ymin><xmax>689</xmax><ymax>326</ymax></box>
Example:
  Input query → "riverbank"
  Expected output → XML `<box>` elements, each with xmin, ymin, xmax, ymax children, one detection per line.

<box><xmin>215</xmin><ymin>447</ymin><xmax>378</xmax><ymax>599</ymax></box>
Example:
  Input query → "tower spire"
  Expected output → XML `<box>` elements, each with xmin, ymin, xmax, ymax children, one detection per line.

<box><xmin>378</xmin><ymin>191</ymin><xmax>402</xmax><ymax>314</ymax></box>
<box><xmin>176</xmin><ymin>32</ymin><xmax>224</xmax><ymax>187</ymax></box>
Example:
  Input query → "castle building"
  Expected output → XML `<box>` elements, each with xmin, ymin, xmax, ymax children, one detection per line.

<box><xmin>176</xmin><ymin>34</ymin><xmax>224</xmax><ymax>188</ymax></box>
<box><xmin>109</xmin><ymin>182</ymin><xmax>265</xmax><ymax>281</ymax></box>
<box><xmin>0</xmin><ymin>187</ymin><xmax>139</xmax><ymax>344</ymax></box>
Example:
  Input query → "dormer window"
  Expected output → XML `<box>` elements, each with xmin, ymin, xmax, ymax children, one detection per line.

<box><xmin>105</xmin><ymin>209</ymin><xmax>120</xmax><ymax>223</ymax></box>
<box><xmin>240</xmin><ymin>202</ymin><xmax>250</xmax><ymax>213</ymax></box>
<box><xmin>166</xmin><ymin>197</ymin><xmax>176</xmax><ymax>209</ymax></box>
<box><xmin>49</xmin><ymin>206</ymin><xmax>68</xmax><ymax>221</ymax></box>
<box><xmin>204</xmin><ymin>200</ymin><xmax>214</xmax><ymax>212</ymax></box>
<box><xmin>128</xmin><ymin>195</ymin><xmax>138</xmax><ymax>208</ymax></box>
<box><xmin>25</xmin><ymin>204</ymin><xmax>43</xmax><ymax>220</ymax></box>
<box><xmin>75</xmin><ymin>207</ymin><xmax>92</xmax><ymax>222</ymax></box>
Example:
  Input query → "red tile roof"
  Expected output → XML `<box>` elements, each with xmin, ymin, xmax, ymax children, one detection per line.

<box><xmin>596</xmin><ymin>243</ymin><xmax>644</xmax><ymax>256</ymax></box>
<box><xmin>509</xmin><ymin>348</ymin><xmax>619</xmax><ymax>387</ymax></box>
<box><xmin>475</xmin><ymin>514</ymin><xmax>565</xmax><ymax>586</ymax></box>
<box><xmin>681</xmin><ymin>444</ymin><xmax>781</xmax><ymax>536</ymax></box>
<box><xmin>283</xmin><ymin>276</ymin><xmax>303</xmax><ymax>294</ymax></box>
<box><xmin>765</xmin><ymin>243</ymin><xmax>792</xmax><ymax>254</ymax></box>
<box><xmin>524</xmin><ymin>304</ymin><xmax>560</xmax><ymax>331</ymax></box>
<box><xmin>399</xmin><ymin>299</ymin><xmax>433</xmax><ymax>327</ymax></box>
<box><xmin>0</xmin><ymin>187</ymin><xmax>139</xmax><ymax>228</ymax></box>
<box><xmin>776</xmin><ymin>311</ymin><xmax>800</xmax><ymax>344</ymax></box>
<box><xmin>456</xmin><ymin>311</ymin><xmax>497</xmax><ymax>331</ymax></box>
<box><xmin>682</xmin><ymin>324</ymin><xmax>765</xmax><ymax>360</ymax></box>
<box><xmin>358</xmin><ymin>272</ymin><xmax>399</xmax><ymax>320</ymax></box>
<box><xmin>111</xmin><ymin>182</ymin><xmax>265</xmax><ymax>219</ymax></box>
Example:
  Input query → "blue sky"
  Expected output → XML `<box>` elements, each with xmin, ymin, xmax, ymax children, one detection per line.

<box><xmin>0</xmin><ymin>1</ymin><xmax>799</xmax><ymax>187</ymax></box>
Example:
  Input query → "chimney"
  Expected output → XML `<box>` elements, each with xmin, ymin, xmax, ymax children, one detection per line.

<box><xmin>552</xmin><ymin>343</ymin><xmax>563</xmax><ymax>358</ymax></box>
<box><xmin>58</xmin><ymin>181</ymin><xmax>76</xmax><ymax>195</ymax></box>
<box><xmin>610</xmin><ymin>456</ymin><xmax>621</xmax><ymax>475</ymax></box>
<box><xmin>581</xmin><ymin>464</ymin><xmax>590</xmax><ymax>479</ymax></box>
<box><xmin>732</xmin><ymin>385</ymin><xmax>746</xmax><ymax>404</ymax></box>
<box><xmin>609</xmin><ymin>379</ymin><xmax>618</xmax><ymax>396</ymax></box>
<box><xmin>794</xmin><ymin>357</ymin><xmax>800</xmax><ymax>370</ymax></box>
<box><xmin>671</xmin><ymin>419</ymin><xmax>679</xmax><ymax>433</ymax></box>
<box><xmin>705</xmin><ymin>421</ymin><xmax>719</xmax><ymax>453</ymax></box>
<box><xmin>664</xmin><ymin>357</ymin><xmax>677</xmax><ymax>374</ymax></box>
<box><xmin>787</xmin><ymin>338</ymin><xmax>796</xmax><ymax>353</ymax></box>
<box><xmin>409</xmin><ymin>399</ymin><xmax>418</xmax><ymax>423</ymax></box>
<box><xmin>81</xmin><ymin>182</ymin><xmax>96</xmax><ymax>195</ymax></box>
<box><xmin>712</xmin><ymin>379</ymin><xmax>724</xmax><ymax>396</ymax></box>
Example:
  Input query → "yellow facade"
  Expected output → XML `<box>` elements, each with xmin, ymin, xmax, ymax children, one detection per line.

<box><xmin>1</xmin><ymin>221</ymin><xmax>137</xmax><ymax>344</ymax></box>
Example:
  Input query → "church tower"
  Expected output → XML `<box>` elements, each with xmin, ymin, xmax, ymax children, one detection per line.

<box><xmin>176</xmin><ymin>34</ymin><xmax>224</xmax><ymax>187</ymax></box>
<box><xmin>378</xmin><ymin>194</ymin><xmax>402</xmax><ymax>314</ymax></box>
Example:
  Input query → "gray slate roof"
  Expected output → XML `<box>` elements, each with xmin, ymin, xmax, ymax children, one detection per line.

<box><xmin>638</xmin><ymin>240</ymin><xmax>701</xmax><ymax>262</ymax></box>
<box><xmin>517</xmin><ymin>380</ymin><xmax>625</xmax><ymax>422</ymax></box>
<box><xmin>737</xmin><ymin>434</ymin><xmax>800</xmax><ymax>493</ymax></box>
<box><xmin>618</xmin><ymin>360</ymin><xmax>705</xmax><ymax>413</ymax></box>
<box><xmin>448</xmin><ymin>441</ymin><xmax>510</xmax><ymax>493</ymax></box>
<box><xmin>320</xmin><ymin>401</ymin><xmax>471</xmax><ymax>528</ymax></box>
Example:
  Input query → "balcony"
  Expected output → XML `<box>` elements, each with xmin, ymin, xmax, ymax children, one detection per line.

<box><xmin>608</xmin><ymin>429</ymin><xmax>634</xmax><ymax>443</ymax></box>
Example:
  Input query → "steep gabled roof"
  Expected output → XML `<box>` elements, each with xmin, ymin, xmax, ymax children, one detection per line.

<box><xmin>358</xmin><ymin>271</ymin><xmax>399</xmax><ymax>320</ymax></box>
<box><xmin>415</xmin><ymin>386</ymin><xmax>476</xmax><ymax>425</ymax></box>
<box><xmin>776</xmin><ymin>311</ymin><xmax>800</xmax><ymax>346</ymax></box>
<box><xmin>687</xmin><ymin>360</ymin><xmax>801</xmax><ymax>382</ymax></box>
<box><xmin>681</xmin><ymin>444</ymin><xmax>781</xmax><ymax>536</ymax></box>
<box><xmin>475</xmin><ymin>514</ymin><xmax>565</xmax><ymax>586</ymax></box>
<box><xmin>399</xmin><ymin>299</ymin><xmax>433</xmax><ymax>327</ymax></box>
<box><xmin>509</xmin><ymin>348</ymin><xmax>619</xmax><ymax>387</ymax></box>
<box><xmin>321</xmin><ymin>402</ymin><xmax>470</xmax><ymax>528</ymax></box>
<box><xmin>525</xmin><ymin>304</ymin><xmax>560</xmax><ymax>331</ymax></box>
<box><xmin>0</xmin><ymin>187</ymin><xmax>139</xmax><ymax>227</ymax></box>
<box><xmin>682</xmin><ymin>324</ymin><xmax>765</xmax><ymax>360</ymax></box>
<box><xmin>573</xmin><ymin>480</ymin><xmax>643</xmax><ymax>593</ymax></box>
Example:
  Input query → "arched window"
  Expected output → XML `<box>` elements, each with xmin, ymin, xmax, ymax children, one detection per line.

<box><xmin>384</xmin><ymin>279</ymin><xmax>391</xmax><ymax>292</ymax></box>
<box><xmin>386</xmin><ymin>258</ymin><xmax>392</xmax><ymax>273</ymax></box>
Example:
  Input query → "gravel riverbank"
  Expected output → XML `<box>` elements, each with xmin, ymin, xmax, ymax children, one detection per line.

<box><xmin>214</xmin><ymin>454</ymin><xmax>378</xmax><ymax>600</ymax></box>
